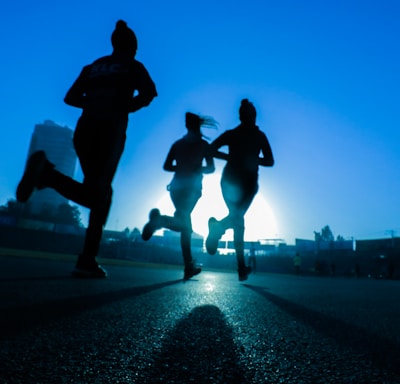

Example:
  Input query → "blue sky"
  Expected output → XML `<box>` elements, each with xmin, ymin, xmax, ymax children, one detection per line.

<box><xmin>1</xmin><ymin>1</ymin><xmax>400</xmax><ymax>244</ymax></box>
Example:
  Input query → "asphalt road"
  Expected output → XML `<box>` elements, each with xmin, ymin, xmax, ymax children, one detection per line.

<box><xmin>1</xmin><ymin>253</ymin><xmax>399</xmax><ymax>383</ymax></box>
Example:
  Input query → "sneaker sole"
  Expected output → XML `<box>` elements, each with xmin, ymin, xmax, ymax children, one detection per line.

<box><xmin>72</xmin><ymin>268</ymin><xmax>107</xmax><ymax>279</ymax></box>
<box><xmin>141</xmin><ymin>222</ymin><xmax>156</xmax><ymax>241</ymax></box>
<box><xmin>206</xmin><ymin>237</ymin><xmax>218</xmax><ymax>255</ymax></box>
<box><xmin>183</xmin><ymin>268</ymin><xmax>202</xmax><ymax>280</ymax></box>
<box><xmin>16</xmin><ymin>151</ymin><xmax>47</xmax><ymax>202</ymax></box>
<box><xmin>141</xmin><ymin>209</ymin><xmax>161</xmax><ymax>241</ymax></box>
<box><xmin>239</xmin><ymin>274</ymin><xmax>249</xmax><ymax>282</ymax></box>
<box><xmin>206</xmin><ymin>218</ymin><xmax>219</xmax><ymax>255</ymax></box>
<box><xmin>238</xmin><ymin>267</ymin><xmax>252</xmax><ymax>281</ymax></box>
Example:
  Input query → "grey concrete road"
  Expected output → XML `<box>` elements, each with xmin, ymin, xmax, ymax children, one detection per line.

<box><xmin>1</xmin><ymin>253</ymin><xmax>399</xmax><ymax>383</ymax></box>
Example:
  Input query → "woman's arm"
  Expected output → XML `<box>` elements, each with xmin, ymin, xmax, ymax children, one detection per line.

<box><xmin>213</xmin><ymin>151</ymin><xmax>229</xmax><ymax>161</ymax></box>
<box><xmin>202</xmin><ymin>144</ymin><xmax>216</xmax><ymax>174</ymax></box>
<box><xmin>64</xmin><ymin>67</ymin><xmax>89</xmax><ymax>109</ymax></box>
<box><xmin>258</xmin><ymin>133</ymin><xmax>274</xmax><ymax>167</ymax></box>
<box><xmin>210</xmin><ymin>132</ymin><xmax>229</xmax><ymax>162</ymax></box>
<box><xmin>128</xmin><ymin>62</ymin><xmax>158</xmax><ymax>113</ymax></box>
<box><xmin>163</xmin><ymin>146</ymin><xmax>177</xmax><ymax>172</ymax></box>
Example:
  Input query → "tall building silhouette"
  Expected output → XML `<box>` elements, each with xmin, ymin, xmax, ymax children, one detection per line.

<box><xmin>26</xmin><ymin>120</ymin><xmax>77</xmax><ymax>213</ymax></box>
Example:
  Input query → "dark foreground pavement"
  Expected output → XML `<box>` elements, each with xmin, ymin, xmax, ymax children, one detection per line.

<box><xmin>1</xmin><ymin>253</ymin><xmax>400</xmax><ymax>384</ymax></box>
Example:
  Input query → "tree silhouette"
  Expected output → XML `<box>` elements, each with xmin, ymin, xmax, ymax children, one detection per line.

<box><xmin>314</xmin><ymin>225</ymin><xmax>334</xmax><ymax>242</ymax></box>
<box><xmin>0</xmin><ymin>199</ymin><xmax>24</xmax><ymax>216</ymax></box>
<box><xmin>0</xmin><ymin>199</ymin><xmax>82</xmax><ymax>227</ymax></box>
<box><xmin>55</xmin><ymin>203</ymin><xmax>83</xmax><ymax>227</ymax></box>
<box><xmin>321</xmin><ymin>225</ymin><xmax>334</xmax><ymax>242</ymax></box>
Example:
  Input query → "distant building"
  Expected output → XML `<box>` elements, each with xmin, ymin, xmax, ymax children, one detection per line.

<box><xmin>25</xmin><ymin>120</ymin><xmax>77</xmax><ymax>213</ymax></box>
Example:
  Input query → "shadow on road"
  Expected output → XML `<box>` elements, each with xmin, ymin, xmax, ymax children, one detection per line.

<box><xmin>0</xmin><ymin>279</ymin><xmax>182</xmax><ymax>338</ymax></box>
<box><xmin>142</xmin><ymin>304</ymin><xmax>247</xmax><ymax>383</ymax></box>
<box><xmin>243</xmin><ymin>284</ymin><xmax>400</xmax><ymax>376</ymax></box>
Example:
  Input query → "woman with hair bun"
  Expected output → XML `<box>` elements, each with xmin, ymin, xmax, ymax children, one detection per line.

<box><xmin>16</xmin><ymin>20</ymin><xmax>157</xmax><ymax>278</ymax></box>
<box><xmin>206</xmin><ymin>99</ymin><xmax>274</xmax><ymax>281</ymax></box>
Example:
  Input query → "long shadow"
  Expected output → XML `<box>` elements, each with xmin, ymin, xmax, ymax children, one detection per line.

<box><xmin>0</xmin><ymin>279</ymin><xmax>182</xmax><ymax>339</ymax></box>
<box><xmin>243</xmin><ymin>284</ymin><xmax>400</xmax><ymax>376</ymax></box>
<box><xmin>142</xmin><ymin>305</ymin><xmax>247</xmax><ymax>383</ymax></box>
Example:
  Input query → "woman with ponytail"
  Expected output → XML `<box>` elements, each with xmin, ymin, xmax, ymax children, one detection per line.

<box><xmin>142</xmin><ymin>112</ymin><xmax>217</xmax><ymax>280</ymax></box>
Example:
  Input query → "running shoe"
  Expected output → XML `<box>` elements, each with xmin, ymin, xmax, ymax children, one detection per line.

<box><xmin>205</xmin><ymin>217</ymin><xmax>221</xmax><ymax>255</ymax></box>
<box><xmin>72</xmin><ymin>258</ymin><xmax>107</xmax><ymax>278</ymax></box>
<box><xmin>141</xmin><ymin>208</ymin><xmax>161</xmax><ymax>241</ymax></box>
<box><xmin>183</xmin><ymin>265</ymin><xmax>202</xmax><ymax>280</ymax></box>
<box><xmin>238</xmin><ymin>265</ymin><xmax>252</xmax><ymax>282</ymax></box>
<box><xmin>16</xmin><ymin>150</ymin><xmax>50</xmax><ymax>202</ymax></box>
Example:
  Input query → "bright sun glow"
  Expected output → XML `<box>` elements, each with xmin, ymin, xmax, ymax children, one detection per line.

<box><xmin>155</xmin><ymin>173</ymin><xmax>279</xmax><ymax>241</ymax></box>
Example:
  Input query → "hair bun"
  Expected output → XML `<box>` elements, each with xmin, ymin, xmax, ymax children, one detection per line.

<box><xmin>116</xmin><ymin>20</ymin><xmax>128</xmax><ymax>29</ymax></box>
<box><xmin>111</xmin><ymin>20</ymin><xmax>137</xmax><ymax>53</ymax></box>
<box><xmin>239</xmin><ymin>98</ymin><xmax>257</xmax><ymax>123</ymax></box>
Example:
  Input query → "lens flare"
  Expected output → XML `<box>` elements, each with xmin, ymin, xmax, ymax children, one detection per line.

<box><xmin>155</xmin><ymin>173</ymin><xmax>279</xmax><ymax>241</ymax></box>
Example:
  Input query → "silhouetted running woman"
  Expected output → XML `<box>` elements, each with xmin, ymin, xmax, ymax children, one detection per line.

<box><xmin>142</xmin><ymin>112</ymin><xmax>217</xmax><ymax>280</ymax></box>
<box><xmin>16</xmin><ymin>20</ymin><xmax>157</xmax><ymax>278</ymax></box>
<box><xmin>206</xmin><ymin>99</ymin><xmax>274</xmax><ymax>281</ymax></box>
